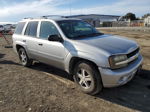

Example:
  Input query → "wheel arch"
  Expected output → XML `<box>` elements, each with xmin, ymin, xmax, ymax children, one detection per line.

<box><xmin>16</xmin><ymin>44</ymin><xmax>24</xmax><ymax>52</ymax></box>
<box><xmin>69</xmin><ymin>57</ymin><xmax>100</xmax><ymax>75</ymax></box>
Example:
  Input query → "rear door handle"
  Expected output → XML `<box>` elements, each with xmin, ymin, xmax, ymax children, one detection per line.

<box><xmin>38</xmin><ymin>43</ymin><xmax>43</xmax><ymax>46</ymax></box>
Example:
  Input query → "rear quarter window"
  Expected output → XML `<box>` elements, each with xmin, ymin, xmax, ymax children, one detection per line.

<box><xmin>15</xmin><ymin>22</ymin><xmax>26</xmax><ymax>34</ymax></box>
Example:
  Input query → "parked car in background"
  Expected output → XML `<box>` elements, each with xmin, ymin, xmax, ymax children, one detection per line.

<box><xmin>3</xmin><ymin>24</ymin><xmax>12</xmax><ymax>33</ymax></box>
<box><xmin>13</xmin><ymin>17</ymin><xmax>143</xmax><ymax>95</ymax></box>
<box><xmin>0</xmin><ymin>25</ymin><xmax>4</xmax><ymax>33</ymax></box>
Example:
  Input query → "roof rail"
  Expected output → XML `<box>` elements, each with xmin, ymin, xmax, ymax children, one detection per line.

<box><xmin>41</xmin><ymin>15</ymin><xmax>67</xmax><ymax>19</ymax></box>
<box><xmin>23</xmin><ymin>17</ymin><xmax>33</xmax><ymax>19</ymax></box>
<box><xmin>23</xmin><ymin>15</ymin><xmax>68</xmax><ymax>20</ymax></box>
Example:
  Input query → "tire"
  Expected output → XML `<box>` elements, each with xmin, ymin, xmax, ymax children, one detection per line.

<box><xmin>18</xmin><ymin>48</ymin><xmax>32</xmax><ymax>67</ymax></box>
<box><xmin>73</xmin><ymin>61</ymin><xmax>103</xmax><ymax>95</ymax></box>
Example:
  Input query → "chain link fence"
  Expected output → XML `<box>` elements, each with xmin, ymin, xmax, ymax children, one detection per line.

<box><xmin>99</xmin><ymin>20</ymin><xmax>146</xmax><ymax>27</ymax></box>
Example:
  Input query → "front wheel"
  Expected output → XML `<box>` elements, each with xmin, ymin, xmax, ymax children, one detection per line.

<box><xmin>18</xmin><ymin>48</ymin><xmax>32</xmax><ymax>67</ymax></box>
<box><xmin>73</xmin><ymin>61</ymin><xmax>103</xmax><ymax>95</ymax></box>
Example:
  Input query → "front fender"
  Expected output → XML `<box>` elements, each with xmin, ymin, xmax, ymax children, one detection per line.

<box><xmin>64</xmin><ymin>50</ymin><xmax>109</xmax><ymax>73</ymax></box>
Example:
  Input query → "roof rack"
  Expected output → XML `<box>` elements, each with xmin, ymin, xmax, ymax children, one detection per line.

<box><xmin>23</xmin><ymin>17</ymin><xmax>33</xmax><ymax>20</ymax></box>
<box><xmin>41</xmin><ymin>15</ymin><xmax>67</xmax><ymax>19</ymax></box>
<box><xmin>23</xmin><ymin>15</ymin><xmax>67</xmax><ymax>20</ymax></box>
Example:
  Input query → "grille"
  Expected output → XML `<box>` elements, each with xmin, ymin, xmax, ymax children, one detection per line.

<box><xmin>127</xmin><ymin>48</ymin><xmax>139</xmax><ymax>58</ymax></box>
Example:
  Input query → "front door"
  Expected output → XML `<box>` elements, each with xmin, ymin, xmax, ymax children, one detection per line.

<box><xmin>36</xmin><ymin>21</ymin><xmax>66</xmax><ymax>69</ymax></box>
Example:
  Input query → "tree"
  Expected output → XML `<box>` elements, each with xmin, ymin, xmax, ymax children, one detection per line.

<box><xmin>123</xmin><ymin>12</ymin><xmax>136</xmax><ymax>21</ymax></box>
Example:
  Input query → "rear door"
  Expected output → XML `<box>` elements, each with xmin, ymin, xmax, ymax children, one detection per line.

<box><xmin>24</xmin><ymin>21</ymin><xmax>39</xmax><ymax>59</ymax></box>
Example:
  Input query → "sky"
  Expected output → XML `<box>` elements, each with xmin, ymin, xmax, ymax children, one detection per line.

<box><xmin>0</xmin><ymin>0</ymin><xmax>149</xmax><ymax>22</ymax></box>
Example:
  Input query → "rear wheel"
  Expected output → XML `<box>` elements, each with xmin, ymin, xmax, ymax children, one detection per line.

<box><xmin>18</xmin><ymin>48</ymin><xmax>32</xmax><ymax>67</ymax></box>
<box><xmin>73</xmin><ymin>61</ymin><xmax>103</xmax><ymax>95</ymax></box>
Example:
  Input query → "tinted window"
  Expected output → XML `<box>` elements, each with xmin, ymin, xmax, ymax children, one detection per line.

<box><xmin>25</xmin><ymin>23</ymin><xmax>30</xmax><ymax>35</ymax></box>
<box><xmin>15</xmin><ymin>22</ymin><xmax>25</xmax><ymax>34</ymax></box>
<box><xmin>57</xmin><ymin>20</ymin><xmax>102</xmax><ymax>39</ymax></box>
<box><xmin>39</xmin><ymin>21</ymin><xmax>59</xmax><ymax>39</ymax></box>
<box><xmin>25</xmin><ymin>21</ymin><xmax>38</xmax><ymax>37</ymax></box>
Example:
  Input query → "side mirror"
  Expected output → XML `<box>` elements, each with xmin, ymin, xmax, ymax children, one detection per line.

<box><xmin>48</xmin><ymin>35</ymin><xmax>63</xmax><ymax>42</ymax></box>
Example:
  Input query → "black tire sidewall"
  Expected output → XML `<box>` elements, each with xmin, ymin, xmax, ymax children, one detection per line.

<box><xmin>18</xmin><ymin>48</ymin><xmax>31</xmax><ymax>67</ymax></box>
<box><xmin>74</xmin><ymin>61</ymin><xmax>102</xmax><ymax>95</ymax></box>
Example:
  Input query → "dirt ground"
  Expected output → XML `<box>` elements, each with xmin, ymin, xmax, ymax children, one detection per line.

<box><xmin>0</xmin><ymin>29</ymin><xmax>150</xmax><ymax>112</ymax></box>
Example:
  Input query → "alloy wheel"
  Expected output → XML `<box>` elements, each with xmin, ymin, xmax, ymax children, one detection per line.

<box><xmin>77</xmin><ymin>68</ymin><xmax>92</xmax><ymax>89</ymax></box>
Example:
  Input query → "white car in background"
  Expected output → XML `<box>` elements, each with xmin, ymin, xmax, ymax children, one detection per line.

<box><xmin>0</xmin><ymin>25</ymin><xmax>4</xmax><ymax>33</ymax></box>
<box><xmin>3</xmin><ymin>24</ymin><xmax>12</xmax><ymax>33</ymax></box>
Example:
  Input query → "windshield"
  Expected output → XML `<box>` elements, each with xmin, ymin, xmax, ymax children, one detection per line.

<box><xmin>57</xmin><ymin>20</ymin><xmax>103</xmax><ymax>39</ymax></box>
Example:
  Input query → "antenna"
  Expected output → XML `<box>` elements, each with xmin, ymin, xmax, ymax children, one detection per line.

<box><xmin>69</xmin><ymin>0</ymin><xmax>72</xmax><ymax>16</ymax></box>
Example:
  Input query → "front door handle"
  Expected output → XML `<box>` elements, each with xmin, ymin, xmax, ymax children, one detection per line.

<box><xmin>23</xmin><ymin>40</ymin><xmax>26</xmax><ymax>42</ymax></box>
<box><xmin>38</xmin><ymin>43</ymin><xmax>43</xmax><ymax>46</ymax></box>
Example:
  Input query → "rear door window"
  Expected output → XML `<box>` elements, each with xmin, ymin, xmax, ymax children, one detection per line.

<box><xmin>25</xmin><ymin>21</ymin><xmax>38</xmax><ymax>37</ymax></box>
<box><xmin>15</xmin><ymin>22</ymin><xmax>26</xmax><ymax>34</ymax></box>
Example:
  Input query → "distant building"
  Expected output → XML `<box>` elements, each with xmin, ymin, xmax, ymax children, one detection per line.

<box><xmin>144</xmin><ymin>16</ymin><xmax>150</xmax><ymax>27</ymax></box>
<box><xmin>65</xmin><ymin>14</ymin><xmax>120</xmax><ymax>27</ymax></box>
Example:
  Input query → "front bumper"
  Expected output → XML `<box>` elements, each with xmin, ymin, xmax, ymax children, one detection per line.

<box><xmin>99</xmin><ymin>54</ymin><xmax>143</xmax><ymax>87</ymax></box>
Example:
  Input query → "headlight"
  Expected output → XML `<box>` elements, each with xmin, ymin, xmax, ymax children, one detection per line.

<box><xmin>109</xmin><ymin>54</ymin><xmax>128</xmax><ymax>69</ymax></box>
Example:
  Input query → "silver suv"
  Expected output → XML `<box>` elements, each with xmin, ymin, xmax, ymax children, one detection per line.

<box><xmin>13</xmin><ymin>17</ymin><xmax>143</xmax><ymax>95</ymax></box>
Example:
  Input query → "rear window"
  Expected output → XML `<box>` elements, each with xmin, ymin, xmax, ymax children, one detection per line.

<box><xmin>15</xmin><ymin>22</ymin><xmax>25</xmax><ymax>34</ymax></box>
<box><xmin>25</xmin><ymin>21</ymin><xmax>38</xmax><ymax>37</ymax></box>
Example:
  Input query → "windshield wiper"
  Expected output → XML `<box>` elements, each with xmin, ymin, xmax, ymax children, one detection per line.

<box><xmin>74</xmin><ymin>34</ymin><xmax>90</xmax><ymax>38</ymax></box>
<box><xmin>73</xmin><ymin>33</ymin><xmax>104</xmax><ymax>39</ymax></box>
<box><xmin>89</xmin><ymin>33</ymin><xmax>104</xmax><ymax>36</ymax></box>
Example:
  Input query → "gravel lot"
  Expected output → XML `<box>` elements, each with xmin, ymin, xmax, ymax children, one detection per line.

<box><xmin>0</xmin><ymin>29</ymin><xmax>150</xmax><ymax>112</ymax></box>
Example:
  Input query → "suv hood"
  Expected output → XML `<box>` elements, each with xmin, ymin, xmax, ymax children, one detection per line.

<box><xmin>75</xmin><ymin>34</ymin><xmax>138</xmax><ymax>55</ymax></box>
